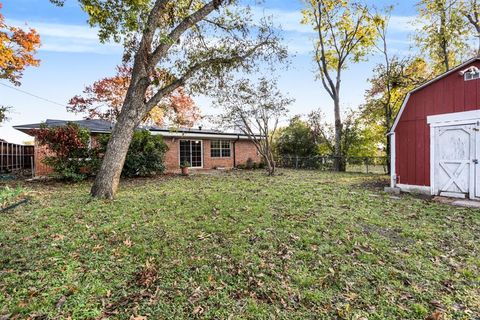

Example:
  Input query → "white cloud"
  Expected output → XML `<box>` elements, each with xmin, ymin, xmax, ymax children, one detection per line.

<box><xmin>6</xmin><ymin>19</ymin><xmax>99</xmax><ymax>40</ymax></box>
<box><xmin>249</xmin><ymin>6</ymin><xmax>313</xmax><ymax>34</ymax></box>
<box><xmin>389</xmin><ymin>15</ymin><xmax>417</xmax><ymax>33</ymax></box>
<box><xmin>5</xmin><ymin>19</ymin><xmax>121</xmax><ymax>54</ymax></box>
<box><xmin>247</xmin><ymin>8</ymin><xmax>416</xmax><ymax>55</ymax></box>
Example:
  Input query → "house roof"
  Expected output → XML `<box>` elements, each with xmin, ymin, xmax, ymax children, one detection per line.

<box><xmin>14</xmin><ymin>119</ymin><xmax>115</xmax><ymax>134</ymax></box>
<box><xmin>13</xmin><ymin>119</ymin><xmax>256</xmax><ymax>140</ymax></box>
<box><xmin>390</xmin><ymin>56</ymin><xmax>480</xmax><ymax>134</ymax></box>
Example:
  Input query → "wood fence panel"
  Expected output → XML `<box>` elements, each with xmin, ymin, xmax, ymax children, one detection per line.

<box><xmin>0</xmin><ymin>141</ymin><xmax>35</xmax><ymax>173</ymax></box>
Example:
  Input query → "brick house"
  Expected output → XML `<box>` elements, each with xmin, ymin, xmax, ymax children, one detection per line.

<box><xmin>14</xmin><ymin>119</ymin><xmax>262</xmax><ymax>176</ymax></box>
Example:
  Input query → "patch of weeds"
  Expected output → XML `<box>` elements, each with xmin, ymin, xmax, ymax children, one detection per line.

<box><xmin>0</xmin><ymin>186</ymin><xmax>26</xmax><ymax>210</ymax></box>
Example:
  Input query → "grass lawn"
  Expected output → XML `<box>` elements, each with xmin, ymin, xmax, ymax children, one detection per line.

<box><xmin>0</xmin><ymin>170</ymin><xmax>479</xmax><ymax>319</ymax></box>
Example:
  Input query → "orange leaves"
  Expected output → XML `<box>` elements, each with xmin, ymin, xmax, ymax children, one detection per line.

<box><xmin>0</xmin><ymin>2</ymin><xmax>41</xmax><ymax>85</ymax></box>
<box><xmin>68</xmin><ymin>65</ymin><xmax>200</xmax><ymax>127</ymax></box>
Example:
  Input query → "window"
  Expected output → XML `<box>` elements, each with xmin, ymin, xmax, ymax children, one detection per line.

<box><xmin>464</xmin><ymin>69</ymin><xmax>480</xmax><ymax>81</ymax></box>
<box><xmin>211</xmin><ymin>140</ymin><xmax>231</xmax><ymax>158</ymax></box>
<box><xmin>180</xmin><ymin>140</ymin><xmax>203</xmax><ymax>167</ymax></box>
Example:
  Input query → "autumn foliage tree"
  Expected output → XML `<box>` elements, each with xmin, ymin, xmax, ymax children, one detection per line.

<box><xmin>0</xmin><ymin>1</ymin><xmax>41</xmax><ymax>122</ymax></box>
<box><xmin>68</xmin><ymin>65</ymin><xmax>200</xmax><ymax>127</ymax></box>
<box><xmin>0</xmin><ymin>2</ymin><xmax>40</xmax><ymax>84</ymax></box>
<box><xmin>415</xmin><ymin>0</ymin><xmax>468</xmax><ymax>74</ymax></box>
<box><xmin>302</xmin><ymin>0</ymin><xmax>381</xmax><ymax>171</ymax></box>
<box><xmin>361</xmin><ymin>57</ymin><xmax>431</xmax><ymax>171</ymax></box>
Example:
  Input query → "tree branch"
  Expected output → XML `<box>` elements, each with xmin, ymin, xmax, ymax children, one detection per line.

<box><xmin>149</xmin><ymin>0</ymin><xmax>225</xmax><ymax>70</ymax></box>
<box><xmin>146</xmin><ymin>40</ymin><xmax>268</xmax><ymax>110</ymax></box>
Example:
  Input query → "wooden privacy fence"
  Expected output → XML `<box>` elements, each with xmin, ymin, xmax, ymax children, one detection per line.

<box><xmin>0</xmin><ymin>141</ymin><xmax>34</xmax><ymax>174</ymax></box>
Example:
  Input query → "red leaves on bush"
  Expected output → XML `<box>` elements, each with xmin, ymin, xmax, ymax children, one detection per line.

<box><xmin>33</xmin><ymin>123</ymin><xmax>89</xmax><ymax>158</ymax></box>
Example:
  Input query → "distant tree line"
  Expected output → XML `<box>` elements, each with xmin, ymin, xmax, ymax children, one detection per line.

<box><xmin>273</xmin><ymin>110</ymin><xmax>378</xmax><ymax>162</ymax></box>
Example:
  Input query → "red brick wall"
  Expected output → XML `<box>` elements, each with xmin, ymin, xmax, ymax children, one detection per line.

<box><xmin>234</xmin><ymin>140</ymin><xmax>262</xmax><ymax>165</ymax></box>
<box><xmin>34</xmin><ymin>135</ymin><xmax>262</xmax><ymax>176</ymax></box>
<box><xmin>34</xmin><ymin>139</ymin><xmax>54</xmax><ymax>176</ymax></box>
<box><xmin>163</xmin><ymin>138</ymin><xmax>261</xmax><ymax>173</ymax></box>
<box><xmin>163</xmin><ymin>137</ymin><xmax>180</xmax><ymax>173</ymax></box>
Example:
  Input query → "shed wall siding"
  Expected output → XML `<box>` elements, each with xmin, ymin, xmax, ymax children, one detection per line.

<box><xmin>395</xmin><ymin>61</ymin><xmax>480</xmax><ymax>186</ymax></box>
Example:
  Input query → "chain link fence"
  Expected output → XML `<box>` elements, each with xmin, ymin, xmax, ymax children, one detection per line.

<box><xmin>275</xmin><ymin>155</ymin><xmax>388</xmax><ymax>174</ymax></box>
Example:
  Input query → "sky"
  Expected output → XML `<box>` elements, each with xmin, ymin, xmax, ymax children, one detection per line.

<box><xmin>0</xmin><ymin>0</ymin><xmax>418</xmax><ymax>143</ymax></box>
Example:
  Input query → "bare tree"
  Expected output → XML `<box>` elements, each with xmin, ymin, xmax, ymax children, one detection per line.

<box><xmin>215</xmin><ymin>78</ymin><xmax>293</xmax><ymax>175</ymax></box>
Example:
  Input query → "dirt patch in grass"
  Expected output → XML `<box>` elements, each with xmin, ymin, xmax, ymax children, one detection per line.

<box><xmin>353</xmin><ymin>176</ymin><xmax>389</xmax><ymax>191</ymax></box>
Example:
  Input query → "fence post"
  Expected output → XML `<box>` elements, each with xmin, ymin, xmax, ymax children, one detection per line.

<box><xmin>295</xmin><ymin>155</ymin><xmax>299</xmax><ymax>169</ymax></box>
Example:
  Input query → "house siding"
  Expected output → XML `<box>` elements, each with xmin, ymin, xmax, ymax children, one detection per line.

<box><xmin>163</xmin><ymin>137</ymin><xmax>261</xmax><ymax>173</ymax></box>
<box><xmin>34</xmin><ymin>135</ymin><xmax>261</xmax><ymax>176</ymax></box>
<box><xmin>34</xmin><ymin>139</ymin><xmax>54</xmax><ymax>176</ymax></box>
<box><xmin>394</xmin><ymin>60</ymin><xmax>480</xmax><ymax>186</ymax></box>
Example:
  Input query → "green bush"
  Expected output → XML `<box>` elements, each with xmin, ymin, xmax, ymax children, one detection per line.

<box><xmin>35</xmin><ymin>124</ymin><xmax>168</xmax><ymax>181</ymax></box>
<box><xmin>98</xmin><ymin>130</ymin><xmax>168</xmax><ymax>178</ymax></box>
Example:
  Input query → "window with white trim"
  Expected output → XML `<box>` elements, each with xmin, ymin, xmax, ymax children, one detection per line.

<box><xmin>464</xmin><ymin>70</ymin><xmax>480</xmax><ymax>81</ymax></box>
<box><xmin>211</xmin><ymin>140</ymin><xmax>231</xmax><ymax>158</ymax></box>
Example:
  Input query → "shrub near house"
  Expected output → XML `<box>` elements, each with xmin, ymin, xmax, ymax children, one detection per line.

<box><xmin>33</xmin><ymin>123</ymin><xmax>98</xmax><ymax>182</ymax></box>
<box><xmin>33</xmin><ymin>123</ymin><xmax>168</xmax><ymax>181</ymax></box>
<box><xmin>97</xmin><ymin>131</ymin><xmax>168</xmax><ymax>178</ymax></box>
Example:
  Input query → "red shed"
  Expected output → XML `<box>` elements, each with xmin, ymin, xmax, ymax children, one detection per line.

<box><xmin>390</xmin><ymin>57</ymin><xmax>480</xmax><ymax>200</ymax></box>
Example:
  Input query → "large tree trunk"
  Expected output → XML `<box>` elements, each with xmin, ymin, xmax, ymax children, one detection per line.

<box><xmin>90</xmin><ymin>49</ymin><xmax>152</xmax><ymax>199</ymax></box>
<box><xmin>333</xmin><ymin>95</ymin><xmax>344</xmax><ymax>171</ymax></box>
<box><xmin>475</xmin><ymin>24</ymin><xmax>480</xmax><ymax>55</ymax></box>
<box><xmin>91</xmin><ymin>93</ymin><xmax>148</xmax><ymax>199</ymax></box>
<box><xmin>439</xmin><ymin>7</ymin><xmax>450</xmax><ymax>72</ymax></box>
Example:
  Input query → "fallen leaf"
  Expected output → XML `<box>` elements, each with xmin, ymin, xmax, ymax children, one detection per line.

<box><xmin>425</xmin><ymin>311</ymin><xmax>443</xmax><ymax>320</ymax></box>
<box><xmin>124</xmin><ymin>238</ymin><xmax>132</xmax><ymax>247</ymax></box>
<box><xmin>193</xmin><ymin>306</ymin><xmax>204</xmax><ymax>315</ymax></box>
<box><xmin>51</xmin><ymin>234</ymin><xmax>65</xmax><ymax>241</ymax></box>
<box><xmin>56</xmin><ymin>295</ymin><xmax>66</xmax><ymax>309</ymax></box>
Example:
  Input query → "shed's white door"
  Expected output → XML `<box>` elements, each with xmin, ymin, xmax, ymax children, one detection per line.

<box><xmin>476</xmin><ymin>126</ymin><xmax>480</xmax><ymax>199</ymax></box>
<box><xmin>434</xmin><ymin>125</ymin><xmax>476</xmax><ymax>198</ymax></box>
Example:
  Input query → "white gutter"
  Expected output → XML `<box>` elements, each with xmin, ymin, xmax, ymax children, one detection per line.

<box><xmin>150</xmin><ymin>131</ymin><xmax>255</xmax><ymax>140</ymax></box>
<box><xmin>387</xmin><ymin>132</ymin><xmax>396</xmax><ymax>188</ymax></box>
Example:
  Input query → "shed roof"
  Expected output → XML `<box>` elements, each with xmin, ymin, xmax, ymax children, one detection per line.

<box><xmin>390</xmin><ymin>57</ymin><xmax>480</xmax><ymax>133</ymax></box>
